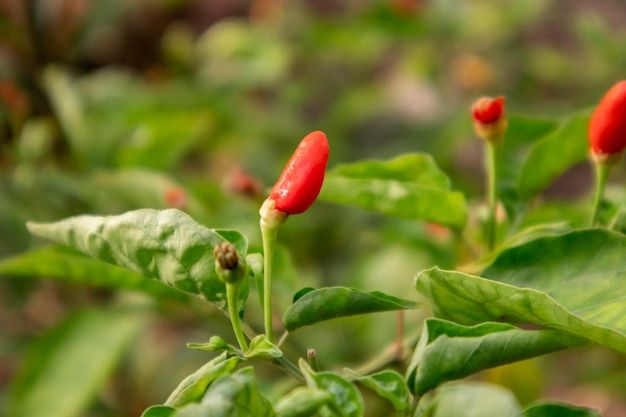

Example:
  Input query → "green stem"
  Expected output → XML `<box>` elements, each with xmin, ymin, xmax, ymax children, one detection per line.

<box><xmin>354</xmin><ymin>328</ymin><xmax>421</xmax><ymax>376</ymax></box>
<box><xmin>239</xmin><ymin>321</ymin><xmax>303</xmax><ymax>382</ymax></box>
<box><xmin>261</xmin><ymin>221</ymin><xmax>279</xmax><ymax>343</ymax></box>
<box><xmin>274</xmin><ymin>356</ymin><xmax>304</xmax><ymax>382</ymax></box>
<box><xmin>485</xmin><ymin>142</ymin><xmax>499</xmax><ymax>251</ymax></box>
<box><xmin>590</xmin><ymin>160</ymin><xmax>612</xmax><ymax>227</ymax></box>
<box><xmin>226</xmin><ymin>282</ymin><xmax>248</xmax><ymax>351</ymax></box>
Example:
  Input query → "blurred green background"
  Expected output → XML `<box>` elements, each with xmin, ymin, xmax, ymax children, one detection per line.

<box><xmin>1</xmin><ymin>0</ymin><xmax>626</xmax><ymax>416</ymax></box>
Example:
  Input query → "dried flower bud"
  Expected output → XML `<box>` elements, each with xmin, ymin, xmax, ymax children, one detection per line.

<box><xmin>471</xmin><ymin>96</ymin><xmax>507</xmax><ymax>143</ymax></box>
<box><xmin>589</xmin><ymin>80</ymin><xmax>626</xmax><ymax>163</ymax></box>
<box><xmin>266</xmin><ymin>130</ymin><xmax>329</xmax><ymax>216</ymax></box>
<box><xmin>214</xmin><ymin>242</ymin><xmax>246</xmax><ymax>284</ymax></box>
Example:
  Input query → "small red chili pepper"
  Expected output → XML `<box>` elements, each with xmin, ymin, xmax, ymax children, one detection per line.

<box><xmin>471</xmin><ymin>96</ymin><xmax>507</xmax><ymax>143</ymax></box>
<box><xmin>269</xmin><ymin>130</ymin><xmax>329</xmax><ymax>215</ymax></box>
<box><xmin>589</xmin><ymin>80</ymin><xmax>626</xmax><ymax>157</ymax></box>
<box><xmin>472</xmin><ymin>96</ymin><xmax>505</xmax><ymax>124</ymax></box>
<box><xmin>164</xmin><ymin>187</ymin><xmax>188</xmax><ymax>210</ymax></box>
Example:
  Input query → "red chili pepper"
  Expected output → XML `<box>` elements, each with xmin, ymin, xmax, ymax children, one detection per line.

<box><xmin>471</xmin><ymin>96</ymin><xmax>507</xmax><ymax>143</ymax></box>
<box><xmin>589</xmin><ymin>80</ymin><xmax>626</xmax><ymax>156</ymax></box>
<box><xmin>472</xmin><ymin>96</ymin><xmax>505</xmax><ymax>124</ymax></box>
<box><xmin>269</xmin><ymin>131</ymin><xmax>329</xmax><ymax>215</ymax></box>
<box><xmin>164</xmin><ymin>187</ymin><xmax>188</xmax><ymax>210</ymax></box>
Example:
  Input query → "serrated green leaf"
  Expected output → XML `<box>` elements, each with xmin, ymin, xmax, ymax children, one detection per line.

<box><xmin>141</xmin><ymin>405</ymin><xmax>176</xmax><ymax>417</ymax></box>
<box><xmin>406</xmin><ymin>318</ymin><xmax>587</xmax><ymax>395</ymax></box>
<box><xmin>245</xmin><ymin>335</ymin><xmax>283</xmax><ymax>359</ymax></box>
<box><xmin>523</xmin><ymin>402</ymin><xmax>602</xmax><ymax>417</ymax></box>
<box><xmin>165</xmin><ymin>352</ymin><xmax>241</xmax><ymax>407</ymax></box>
<box><xmin>518</xmin><ymin>110</ymin><xmax>591</xmax><ymax>199</ymax></box>
<box><xmin>319</xmin><ymin>154</ymin><xmax>467</xmax><ymax>229</ymax></box>
<box><xmin>6</xmin><ymin>309</ymin><xmax>144</xmax><ymax>417</ymax></box>
<box><xmin>0</xmin><ymin>246</ymin><xmax>188</xmax><ymax>302</ymax></box>
<box><xmin>282</xmin><ymin>287</ymin><xmax>418</xmax><ymax>332</ymax></box>
<box><xmin>275</xmin><ymin>387</ymin><xmax>333</xmax><ymax>417</ymax></box>
<box><xmin>345</xmin><ymin>369</ymin><xmax>409</xmax><ymax>411</ymax></box>
<box><xmin>27</xmin><ymin>209</ymin><xmax>247</xmax><ymax>306</ymax></box>
<box><xmin>415</xmin><ymin>233</ymin><xmax>626</xmax><ymax>353</ymax></box>
<box><xmin>429</xmin><ymin>382</ymin><xmax>522</xmax><ymax>417</ymax></box>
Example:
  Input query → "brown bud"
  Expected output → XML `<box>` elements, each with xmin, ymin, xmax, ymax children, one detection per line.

<box><xmin>213</xmin><ymin>242</ymin><xmax>239</xmax><ymax>270</ymax></box>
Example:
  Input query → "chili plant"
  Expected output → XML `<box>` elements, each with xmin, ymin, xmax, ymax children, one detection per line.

<box><xmin>4</xmin><ymin>81</ymin><xmax>626</xmax><ymax>417</ymax></box>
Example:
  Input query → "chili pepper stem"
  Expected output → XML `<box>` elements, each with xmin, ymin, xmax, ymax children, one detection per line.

<box><xmin>590</xmin><ymin>159</ymin><xmax>612</xmax><ymax>227</ymax></box>
<box><xmin>226</xmin><ymin>281</ymin><xmax>248</xmax><ymax>351</ymax></box>
<box><xmin>485</xmin><ymin>141</ymin><xmax>500</xmax><ymax>251</ymax></box>
<box><xmin>260</xmin><ymin>220</ymin><xmax>279</xmax><ymax>343</ymax></box>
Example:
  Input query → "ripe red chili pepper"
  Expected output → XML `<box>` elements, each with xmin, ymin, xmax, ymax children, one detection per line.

<box><xmin>472</xmin><ymin>96</ymin><xmax>505</xmax><ymax>124</ymax></box>
<box><xmin>589</xmin><ymin>80</ymin><xmax>626</xmax><ymax>156</ymax></box>
<box><xmin>269</xmin><ymin>131</ymin><xmax>329</xmax><ymax>215</ymax></box>
<box><xmin>471</xmin><ymin>96</ymin><xmax>507</xmax><ymax>143</ymax></box>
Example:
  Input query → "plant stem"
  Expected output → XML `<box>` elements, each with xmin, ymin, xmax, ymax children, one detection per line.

<box><xmin>590</xmin><ymin>160</ymin><xmax>612</xmax><ymax>227</ymax></box>
<box><xmin>485</xmin><ymin>142</ymin><xmax>499</xmax><ymax>251</ymax></box>
<box><xmin>260</xmin><ymin>221</ymin><xmax>279</xmax><ymax>343</ymax></box>
<box><xmin>274</xmin><ymin>355</ymin><xmax>304</xmax><ymax>382</ymax></box>
<box><xmin>354</xmin><ymin>328</ymin><xmax>421</xmax><ymax>376</ymax></box>
<box><xmin>226</xmin><ymin>282</ymin><xmax>248</xmax><ymax>351</ymax></box>
<box><xmin>394</xmin><ymin>311</ymin><xmax>404</xmax><ymax>360</ymax></box>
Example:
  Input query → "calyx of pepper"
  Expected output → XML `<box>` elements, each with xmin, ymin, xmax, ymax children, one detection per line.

<box><xmin>259</xmin><ymin>198</ymin><xmax>289</xmax><ymax>229</ymax></box>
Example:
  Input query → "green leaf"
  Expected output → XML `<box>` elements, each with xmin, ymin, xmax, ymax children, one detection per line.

<box><xmin>116</xmin><ymin>109</ymin><xmax>212</xmax><ymax>171</ymax></box>
<box><xmin>498</xmin><ymin>115</ymin><xmax>558</xmax><ymax>189</ymax></box>
<box><xmin>518</xmin><ymin>110</ymin><xmax>591</xmax><ymax>199</ymax></box>
<box><xmin>42</xmin><ymin>67</ymin><xmax>93</xmax><ymax>167</ymax></box>
<box><xmin>282</xmin><ymin>287</ymin><xmax>418</xmax><ymax>331</ymax></box>
<box><xmin>245</xmin><ymin>335</ymin><xmax>283</xmax><ymax>359</ymax></box>
<box><xmin>406</xmin><ymin>318</ymin><xmax>587</xmax><ymax>395</ymax></box>
<box><xmin>460</xmin><ymin>222</ymin><xmax>571</xmax><ymax>275</ymax></box>
<box><xmin>428</xmin><ymin>382</ymin><xmax>522</xmax><ymax>417</ymax></box>
<box><xmin>523</xmin><ymin>402</ymin><xmax>602</xmax><ymax>417</ymax></box>
<box><xmin>141</xmin><ymin>405</ymin><xmax>176</xmax><ymax>417</ymax></box>
<box><xmin>497</xmin><ymin>115</ymin><xmax>558</xmax><ymax>215</ymax></box>
<box><xmin>85</xmin><ymin>169</ymin><xmax>210</xmax><ymax>220</ymax></box>
<box><xmin>299</xmin><ymin>360</ymin><xmax>364</xmax><ymax>417</ymax></box>
<box><xmin>186</xmin><ymin>336</ymin><xmax>238</xmax><ymax>354</ymax></box>
<box><xmin>330</xmin><ymin>154</ymin><xmax>452</xmax><ymax>187</ymax></box>
<box><xmin>27</xmin><ymin>209</ymin><xmax>248</xmax><ymax>306</ymax></box>
<box><xmin>173</xmin><ymin>367</ymin><xmax>274</xmax><ymax>417</ymax></box>
<box><xmin>484</xmin><ymin>229</ymin><xmax>626</xmax><ymax>348</ymax></box>
<box><xmin>274</xmin><ymin>387</ymin><xmax>333</xmax><ymax>417</ymax></box>
<box><xmin>345</xmin><ymin>369</ymin><xmax>409</xmax><ymax>411</ymax></box>
<box><xmin>319</xmin><ymin>153</ymin><xmax>467</xmax><ymax>229</ymax></box>
<box><xmin>0</xmin><ymin>246</ymin><xmax>188</xmax><ymax>302</ymax></box>
<box><xmin>165</xmin><ymin>352</ymin><xmax>241</xmax><ymax>407</ymax></box>
<box><xmin>415</xmin><ymin>236</ymin><xmax>626</xmax><ymax>353</ymax></box>
<box><xmin>6</xmin><ymin>309</ymin><xmax>144</xmax><ymax>417</ymax></box>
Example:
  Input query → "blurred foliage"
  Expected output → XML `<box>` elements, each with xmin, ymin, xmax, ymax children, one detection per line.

<box><xmin>1</xmin><ymin>0</ymin><xmax>626</xmax><ymax>416</ymax></box>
